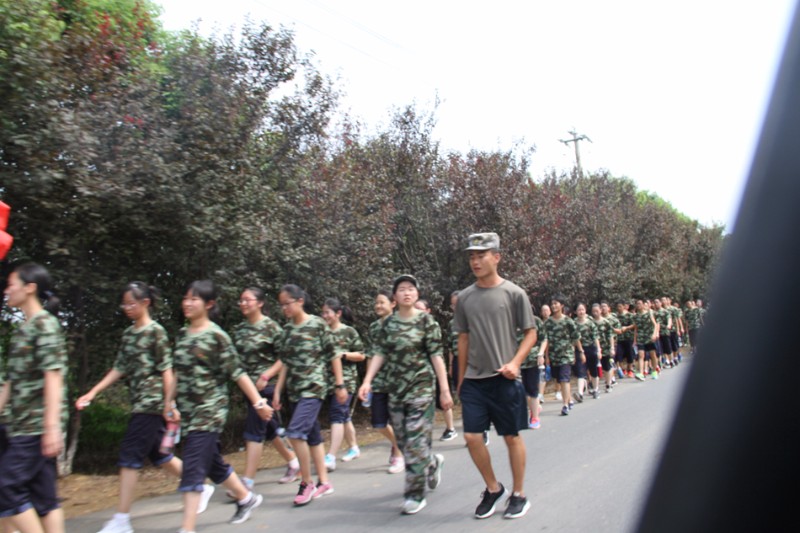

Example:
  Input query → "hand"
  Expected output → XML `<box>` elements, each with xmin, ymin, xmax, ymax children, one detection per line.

<box><xmin>255</xmin><ymin>401</ymin><xmax>274</xmax><ymax>421</ymax></box>
<box><xmin>75</xmin><ymin>392</ymin><xmax>94</xmax><ymax>410</ymax></box>
<box><xmin>497</xmin><ymin>361</ymin><xmax>520</xmax><ymax>380</ymax></box>
<box><xmin>335</xmin><ymin>388</ymin><xmax>349</xmax><ymax>405</ymax></box>
<box><xmin>439</xmin><ymin>389</ymin><xmax>454</xmax><ymax>410</ymax></box>
<box><xmin>163</xmin><ymin>406</ymin><xmax>181</xmax><ymax>424</ymax></box>
<box><xmin>255</xmin><ymin>374</ymin><xmax>269</xmax><ymax>390</ymax></box>
<box><xmin>272</xmin><ymin>392</ymin><xmax>282</xmax><ymax>412</ymax></box>
<box><xmin>358</xmin><ymin>383</ymin><xmax>371</xmax><ymax>402</ymax></box>
<box><xmin>41</xmin><ymin>427</ymin><xmax>63</xmax><ymax>458</ymax></box>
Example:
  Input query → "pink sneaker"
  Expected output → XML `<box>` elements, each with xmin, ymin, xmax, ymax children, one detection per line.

<box><xmin>388</xmin><ymin>455</ymin><xmax>405</xmax><ymax>474</ymax></box>
<box><xmin>293</xmin><ymin>481</ymin><xmax>317</xmax><ymax>506</ymax></box>
<box><xmin>312</xmin><ymin>481</ymin><xmax>334</xmax><ymax>499</ymax></box>
<box><xmin>278</xmin><ymin>464</ymin><xmax>300</xmax><ymax>484</ymax></box>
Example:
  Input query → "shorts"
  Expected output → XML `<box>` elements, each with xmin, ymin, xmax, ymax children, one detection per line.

<box><xmin>0</xmin><ymin>435</ymin><xmax>60</xmax><ymax>517</ymax></box>
<box><xmin>637</xmin><ymin>342</ymin><xmax>658</xmax><ymax>353</ymax></box>
<box><xmin>552</xmin><ymin>363</ymin><xmax>572</xmax><ymax>383</ymax></box>
<box><xmin>244</xmin><ymin>385</ymin><xmax>281</xmax><ymax>443</ymax></box>
<box><xmin>285</xmin><ymin>398</ymin><xmax>323</xmax><ymax>447</ymax></box>
<box><xmin>118</xmin><ymin>413</ymin><xmax>174</xmax><ymax>469</ymax></box>
<box><xmin>520</xmin><ymin>366</ymin><xmax>541</xmax><ymax>397</ymax></box>
<box><xmin>572</xmin><ymin>348</ymin><xmax>588</xmax><ymax>379</ymax></box>
<box><xmin>179</xmin><ymin>432</ymin><xmax>233</xmax><ymax>492</ymax></box>
<box><xmin>600</xmin><ymin>354</ymin><xmax>613</xmax><ymax>372</ymax></box>
<box><xmin>328</xmin><ymin>393</ymin><xmax>353</xmax><ymax>424</ymax></box>
<box><xmin>370</xmin><ymin>392</ymin><xmax>391</xmax><ymax>429</ymax></box>
<box><xmin>459</xmin><ymin>375</ymin><xmax>527</xmax><ymax>436</ymax></box>
<box><xmin>669</xmin><ymin>332</ymin><xmax>680</xmax><ymax>353</ymax></box>
<box><xmin>659</xmin><ymin>335</ymin><xmax>673</xmax><ymax>355</ymax></box>
<box><xmin>617</xmin><ymin>339</ymin><xmax>635</xmax><ymax>364</ymax></box>
<box><xmin>0</xmin><ymin>424</ymin><xmax>7</xmax><ymax>455</ymax></box>
<box><xmin>583</xmin><ymin>345</ymin><xmax>599</xmax><ymax>378</ymax></box>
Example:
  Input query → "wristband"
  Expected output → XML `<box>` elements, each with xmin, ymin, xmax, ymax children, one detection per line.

<box><xmin>253</xmin><ymin>399</ymin><xmax>268</xmax><ymax>409</ymax></box>
<box><xmin>334</xmin><ymin>383</ymin><xmax>346</xmax><ymax>390</ymax></box>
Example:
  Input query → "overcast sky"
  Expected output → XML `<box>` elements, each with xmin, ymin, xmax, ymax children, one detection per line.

<box><xmin>157</xmin><ymin>0</ymin><xmax>796</xmax><ymax>231</ymax></box>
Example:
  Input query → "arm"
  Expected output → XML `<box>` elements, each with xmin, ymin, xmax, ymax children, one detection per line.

<box><xmin>457</xmin><ymin>332</ymin><xmax>469</xmax><ymax>394</ymax></box>
<box><xmin>42</xmin><ymin>369</ymin><xmax>64</xmax><ymax>458</ymax></box>
<box><xmin>273</xmin><ymin>365</ymin><xmax>287</xmax><ymax>411</ymax></box>
<box><xmin>498</xmin><ymin>327</ymin><xmax>537</xmax><ymax>379</ymax></box>
<box><xmin>255</xmin><ymin>359</ymin><xmax>283</xmax><ymax>390</ymax></box>
<box><xmin>358</xmin><ymin>354</ymin><xmax>385</xmax><ymax>401</ymax></box>
<box><xmin>431</xmin><ymin>355</ymin><xmax>453</xmax><ymax>410</ymax></box>
<box><xmin>236</xmin><ymin>374</ymin><xmax>273</xmax><ymax>420</ymax></box>
<box><xmin>340</xmin><ymin>351</ymin><xmax>366</xmax><ymax>363</ymax></box>
<box><xmin>0</xmin><ymin>381</ymin><xmax>8</xmax><ymax>413</ymax></box>
<box><xmin>331</xmin><ymin>356</ymin><xmax>348</xmax><ymax>404</ymax></box>
<box><xmin>538</xmin><ymin>339</ymin><xmax>549</xmax><ymax>367</ymax></box>
<box><xmin>76</xmin><ymin>368</ymin><xmax>124</xmax><ymax>409</ymax></box>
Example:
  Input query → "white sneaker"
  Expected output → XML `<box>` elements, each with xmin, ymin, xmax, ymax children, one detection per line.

<box><xmin>197</xmin><ymin>483</ymin><xmax>215</xmax><ymax>514</ymax></box>
<box><xmin>555</xmin><ymin>391</ymin><xmax>563</xmax><ymax>401</ymax></box>
<box><xmin>324</xmin><ymin>453</ymin><xmax>336</xmax><ymax>472</ymax></box>
<box><xmin>388</xmin><ymin>455</ymin><xmax>405</xmax><ymax>474</ymax></box>
<box><xmin>97</xmin><ymin>514</ymin><xmax>133</xmax><ymax>533</ymax></box>
<box><xmin>401</xmin><ymin>498</ymin><xmax>427</xmax><ymax>515</ymax></box>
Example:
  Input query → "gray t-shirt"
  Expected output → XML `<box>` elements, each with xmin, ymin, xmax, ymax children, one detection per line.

<box><xmin>454</xmin><ymin>280</ymin><xmax>536</xmax><ymax>379</ymax></box>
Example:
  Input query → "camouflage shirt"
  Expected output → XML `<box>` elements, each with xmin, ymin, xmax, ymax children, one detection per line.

<box><xmin>594</xmin><ymin>317</ymin><xmax>615</xmax><ymax>354</ymax></box>
<box><xmin>5</xmin><ymin>310</ymin><xmax>68</xmax><ymax>437</ymax></box>
<box><xmin>633</xmin><ymin>310</ymin><xmax>657</xmax><ymax>344</ymax></box>
<box><xmin>575</xmin><ymin>317</ymin><xmax>599</xmax><ymax>347</ymax></box>
<box><xmin>373</xmin><ymin>311</ymin><xmax>443</xmax><ymax>403</ymax></box>
<box><xmin>604</xmin><ymin>313</ymin><xmax>621</xmax><ymax>341</ymax></box>
<box><xmin>655</xmin><ymin>309</ymin><xmax>671</xmax><ymax>334</ymax></box>
<box><xmin>276</xmin><ymin>315</ymin><xmax>336</xmax><ymax>403</ymax></box>
<box><xmin>173</xmin><ymin>323</ymin><xmax>245</xmax><ymax>433</ymax></box>
<box><xmin>518</xmin><ymin>316</ymin><xmax>545</xmax><ymax>369</ymax></box>
<box><xmin>543</xmin><ymin>315</ymin><xmax>579</xmax><ymax>366</ymax></box>
<box><xmin>112</xmin><ymin>321</ymin><xmax>172</xmax><ymax>414</ymax></box>
<box><xmin>617</xmin><ymin>311</ymin><xmax>635</xmax><ymax>341</ymax></box>
<box><xmin>669</xmin><ymin>306</ymin><xmax>683</xmax><ymax>332</ymax></box>
<box><xmin>232</xmin><ymin>316</ymin><xmax>283</xmax><ymax>383</ymax></box>
<box><xmin>685</xmin><ymin>307</ymin><xmax>704</xmax><ymax>330</ymax></box>
<box><xmin>366</xmin><ymin>318</ymin><xmax>389</xmax><ymax>393</ymax></box>
<box><xmin>328</xmin><ymin>324</ymin><xmax>364</xmax><ymax>393</ymax></box>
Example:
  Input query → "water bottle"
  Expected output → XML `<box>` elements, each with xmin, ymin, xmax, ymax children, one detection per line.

<box><xmin>160</xmin><ymin>416</ymin><xmax>180</xmax><ymax>455</ymax></box>
<box><xmin>362</xmin><ymin>391</ymin><xmax>373</xmax><ymax>408</ymax></box>
<box><xmin>597</xmin><ymin>360</ymin><xmax>603</xmax><ymax>378</ymax></box>
<box><xmin>545</xmin><ymin>365</ymin><xmax>552</xmax><ymax>382</ymax></box>
<box><xmin>538</xmin><ymin>365</ymin><xmax>546</xmax><ymax>384</ymax></box>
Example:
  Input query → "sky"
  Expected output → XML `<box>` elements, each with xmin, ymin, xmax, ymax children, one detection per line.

<box><xmin>157</xmin><ymin>0</ymin><xmax>797</xmax><ymax>231</ymax></box>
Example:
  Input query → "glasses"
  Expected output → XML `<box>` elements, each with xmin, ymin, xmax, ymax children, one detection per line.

<box><xmin>279</xmin><ymin>300</ymin><xmax>298</xmax><ymax>308</ymax></box>
<box><xmin>238</xmin><ymin>298</ymin><xmax>257</xmax><ymax>305</ymax></box>
<box><xmin>119</xmin><ymin>302</ymin><xmax>139</xmax><ymax>310</ymax></box>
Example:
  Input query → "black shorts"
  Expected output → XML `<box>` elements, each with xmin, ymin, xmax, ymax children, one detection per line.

<box><xmin>179</xmin><ymin>431</ymin><xmax>233</xmax><ymax>492</ymax></box>
<box><xmin>669</xmin><ymin>331</ymin><xmax>680</xmax><ymax>353</ymax></box>
<box><xmin>370</xmin><ymin>392</ymin><xmax>391</xmax><ymax>429</ymax></box>
<box><xmin>572</xmin><ymin>348</ymin><xmax>588</xmax><ymax>379</ymax></box>
<box><xmin>583</xmin><ymin>345</ymin><xmax>599</xmax><ymax>378</ymax></box>
<box><xmin>659</xmin><ymin>335</ymin><xmax>673</xmax><ymax>355</ymax></box>
<box><xmin>460</xmin><ymin>376</ymin><xmax>527</xmax><ymax>436</ymax></box>
<box><xmin>552</xmin><ymin>363</ymin><xmax>572</xmax><ymax>383</ymax></box>
<box><xmin>243</xmin><ymin>384</ymin><xmax>281</xmax><ymax>443</ymax></box>
<box><xmin>617</xmin><ymin>339</ymin><xmax>636</xmax><ymax>364</ymax></box>
<box><xmin>118</xmin><ymin>413</ymin><xmax>174</xmax><ymax>469</ymax></box>
<box><xmin>0</xmin><ymin>435</ymin><xmax>59</xmax><ymax>517</ymax></box>
<box><xmin>520</xmin><ymin>366</ymin><xmax>541</xmax><ymax>397</ymax></box>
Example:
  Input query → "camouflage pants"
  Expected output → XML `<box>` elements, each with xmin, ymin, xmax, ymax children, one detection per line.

<box><xmin>389</xmin><ymin>397</ymin><xmax>434</xmax><ymax>501</ymax></box>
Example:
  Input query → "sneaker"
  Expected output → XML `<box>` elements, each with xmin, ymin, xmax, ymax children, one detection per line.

<box><xmin>568</xmin><ymin>400</ymin><xmax>575</xmax><ymax>409</ymax></box>
<box><xmin>324</xmin><ymin>453</ymin><xmax>336</xmax><ymax>472</ymax></box>
<box><xmin>555</xmin><ymin>391</ymin><xmax>563</xmax><ymax>401</ymax></box>
<box><xmin>587</xmin><ymin>387</ymin><xmax>595</xmax><ymax>396</ymax></box>
<box><xmin>312</xmin><ymin>481</ymin><xmax>334</xmax><ymax>499</ymax></box>
<box><xmin>606</xmin><ymin>384</ymin><xmax>611</xmax><ymax>393</ymax></box>
<box><xmin>440</xmin><ymin>428</ymin><xmax>458</xmax><ymax>441</ymax></box>
<box><xmin>483</xmin><ymin>431</ymin><xmax>490</xmax><ymax>446</ymax></box>
<box><xmin>427</xmin><ymin>453</ymin><xmax>444</xmax><ymax>490</ymax></box>
<box><xmin>341</xmin><ymin>447</ymin><xmax>361</xmax><ymax>462</ymax></box>
<box><xmin>504</xmin><ymin>493</ymin><xmax>531</xmax><ymax>519</ymax></box>
<box><xmin>634</xmin><ymin>372</ymin><xmax>646</xmax><ymax>381</ymax></box>
<box><xmin>278</xmin><ymin>463</ymin><xmax>300</xmax><ymax>484</ymax></box>
<box><xmin>573</xmin><ymin>392</ymin><xmax>583</xmax><ymax>403</ymax></box>
<box><xmin>97</xmin><ymin>515</ymin><xmax>133</xmax><ymax>533</ymax></box>
<box><xmin>475</xmin><ymin>483</ymin><xmax>508</xmax><ymax>519</ymax></box>
<box><xmin>197</xmin><ymin>483</ymin><xmax>215</xmax><ymax>514</ymax></box>
<box><xmin>229</xmin><ymin>493</ymin><xmax>262</xmax><ymax>524</ymax></box>
<box><xmin>388</xmin><ymin>456</ymin><xmax>405</xmax><ymax>474</ymax></box>
<box><xmin>401</xmin><ymin>498</ymin><xmax>427</xmax><ymax>515</ymax></box>
<box><xmin>538</xmin><ymin>393</ymin><xmax>544</xmax><ymax>404</ymax></box>
<box><xmin>561</xmin><ymin>405</ymin><xmax>569</xmax><ymax>416</ymax></box>
<box><xmin>293</xmin><ymin>481</ymin><xmax>317</xmax><ymax>506</ymax></box>
<box><xmin>592</xmin><ymin>389</ymin><xmax>599</xmax><ymax>400</ymax></box>
<box><xmin>626</xmin><ymin>370</ymin><xmax>633</xmax><ymax>378</ymax></box>
<box><xmin>529</xmin><ymin>418</ymin><xmax>541</xmax><ymax>429</ymax></box>
<box><xmin>651</xmin><ymin>371</ymin><xmax>659</xmax><ymax>380</ymax></box>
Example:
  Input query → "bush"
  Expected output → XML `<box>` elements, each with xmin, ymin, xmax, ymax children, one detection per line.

<box><xmin>73</xmin><ymin>402</ymin><xmax>130</xmax><ymax>473</ymax></box>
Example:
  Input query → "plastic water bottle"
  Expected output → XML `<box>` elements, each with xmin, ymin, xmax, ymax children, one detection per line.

<box><xmin>160</xmin><ymin>416</ymin><xmax>180</xmax><ymax>455</ymax></box>
<box><xmin>362</xmin><ymin>391</ymin><xmax>373</xmax><ymax>408</ymax></box>
<box><xmin>538</xmin><ymin>365</ymin><xmax>546</xmax><ymax>384</ymax></box>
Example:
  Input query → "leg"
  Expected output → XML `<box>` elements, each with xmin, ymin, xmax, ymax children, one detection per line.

<box><xmin>271</xmin><ymin>436</ymin><xmax>296</xmax><ymax>463</ymax></box>
<box><xmin>289</xmin><ymin>438</ymin><xmax>313</xmax><ymax>484</ymax></box>
<box><xmin>180</xmin><ymin>491</ymin><xmax>201</xmax><ymax>532</ymax></box>
<box><xmin>310</xmin><ymin>443</ymin><xmax>328</xmax><ymax>484</ymax></box>
<box><xmin>504</xmin><ymin>434</ymin><xmax>526</xmax><ymax>495</ymax></box>
<box><xmin>343</xmin><ymin>421</ymin><xmax>358</xmax><ymax>450</ymax></box>
<box><xmin>328</xmin><ymin>423</ymin><xmax>344</xmax><ymax>457</ymax></box>
<box><xmin>243</xmin><ymin>441</ymin><xmax>264</xmax><ymax>481</ymax></box>
<box><xmin>117</xmin><ymin>467</ymin><xmax>139</xmax><ymax>513</ymax></box>
<box><xmin>9</xmin><ymin>508</ymin><xmax>44</xmax><ymax>533</ymax></box>
<box><xmin>465</xmin><ymin>432</ymin><xmax>498</xmax><ymax>490</ymax></box>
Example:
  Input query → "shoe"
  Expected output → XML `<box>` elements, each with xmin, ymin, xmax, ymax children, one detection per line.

<box><xmin>555</xmin><ymin>391</ymin><xmax>563</xmax><ymax>401</ymax></box>
<box><xmin>592</xmin><ymin>389</ymin><xmax>599</xmax><ymax>400</ymax></box>
<box><xmin>401</xmin><ymin>498</ymin><xmax>427</xmax><ymax>515</ymax></box>
<box><xmin>529</xmin><ymin>418</ymin><xmax>541</xmax><ymax>429</ymax></box>
<box><xmin>278</xmin><ymin>463</ymin><xmax>300</xmax><ymax>484</ymax></box>
<box><xmin>388</xmin><ymin>455</ymin><xmax>405</xmax><ymax>474</ymax></box>
<box><xmin>568</xmin><ymin>400</ymin><xmax>574</xmax><ymax>409</ymax></box>
<box><xmin>587</xmin><ymin>388</ymin><xmax>595</xmax><ymax>396</ymax></box>
<box><xmin>538</xmin><ymin>394</ymin><xmax>544</xmax><ymax>404</ymax></box>
<box><xmin>293</xmin><ymin>481</ymin><xmax>317</xmax><ymax>506</ymax></box>
<box><xmin>312</xmin><ymin>481</ymin><xmax>334</xmax><ymax>499</ymax></box>
<box><xmin>572</xmin><ymin>392</ymin><xmax>583</xmax><ymax>403</ymax></box>
<box><xmin>341</xmin><ymin>446</ymin><xmax>360</xmax><ymax>462</ymax></box>
<box><xmin>229</xmin><ymin>493</ymin><xmax>262</xmax><ymax>524</ymax></box>
<box><xmin>197</xmin><ymin>483</ymin><xmax>215</xmax><ymax>514</ymax></box>
<box><xmin>97</xmin><ymin>515</ymin><xmax>133</xmax><ymax>533</ymax></box>
<box><xmin>504</xmin><ymin>493</ymin><xmax>531</xmax><ymax>519</ymax></box>
<box><xmin>324</xmin><ymin>453</ymin><xmax>336</xmax><ymax>472</ymax></box>
<box><xmin>651</xmin><ymin>371</ymin><xmax>659</xmax><ymax>380</ymax></box>
<box><xmin>483</xmin><ymin>431</ymin><xmax>490</xmax><ymax>446</ymax></box>
<box><xmin>561</xmin><ymin>406</ymin><xmax>569</xmax><ymax>416</ymax></box>
<box><xmin>440</xmin><ymin>428</ymin><xmax>458</xmax><ymax>441</ymax></box>
<box><xmin>626</xmin><ymin>370</ymin><xmax>633</xmax><ymax>377</ymax></box>
<box><xmin>634</xmin><ymin>373</ymin><xmax>645</xmax><ymax>381</ymax></box>
<box><xmin>606</xmin><ymin>384</ymin><xmax>611</xmax><ymax>393</ymax></box>
<box><xmin>475</xmin><ymin>483</ymin><xmax>508</xmax><ymax>519</ymax></box>
<box><xmin>427</xmin><ymin>453</ymin><xmax>444</xmax><ymax>490</ymax></box>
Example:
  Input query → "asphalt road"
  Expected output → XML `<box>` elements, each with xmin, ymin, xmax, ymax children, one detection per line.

<box><xmin>68</xmin><ymin>359</ymin><xmax>690</xmax><ymax>533</ymax></box>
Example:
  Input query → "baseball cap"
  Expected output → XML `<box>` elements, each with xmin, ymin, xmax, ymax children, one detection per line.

<box><xmin>465</xmin><ymin>232</ymin><xmax>500</xmax><ymax>251</ymax></box>
<box><xmin>392</xmin><ymin>274</ymin><xmax>418</xmax><ymax>293</ymax></box>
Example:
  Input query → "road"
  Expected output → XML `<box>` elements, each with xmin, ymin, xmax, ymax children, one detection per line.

<box><xmin>68</xmin><ymin>360</ymin><xmax>689</xmax><ymax>532</ymax></box>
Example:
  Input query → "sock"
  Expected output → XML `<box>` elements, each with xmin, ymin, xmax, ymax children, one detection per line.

<box><xmin>114</xmin><ymin>512</ymin><xmax>130</xmax><ymax>521</ymax></box>
<box><xmin>288</xmin><ymin>458</ymin><xmax>300</xmax><ymax>469</ymax></box>
<box><xmin>238</xmin><ymin>491</ymin><xmax>253</xmax><ymax>506</ymax></box>
<box><xmin>242</xmin><ymin>477</ymin><xmax>254</xmax><ymax>489</ymax></box>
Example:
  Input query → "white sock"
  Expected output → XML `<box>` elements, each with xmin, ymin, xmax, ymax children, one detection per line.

<box><xmin>114</xmin><ymin>512</ymin><xmax>130</xmax><ymax>521</ymax></box>
<box><xmin>288</xmin><ymin>458</ymin><xmax>299</xmax><ymax>469</ymax></box>
<box><xmin>238</xmin><ymin>491</ymin><xmax>253</xmax><ymax>506</ymax></box>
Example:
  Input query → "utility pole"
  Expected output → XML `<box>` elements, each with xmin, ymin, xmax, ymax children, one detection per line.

<box><xmin>559</xmin><ymin>129</ymin><xmax>592</xmax><ymax>177</ymax></box>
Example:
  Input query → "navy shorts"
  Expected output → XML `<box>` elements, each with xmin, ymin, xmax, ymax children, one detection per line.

<box><xmin>118</xmin><ymin>413</ymin><xmax>174</xmax><ymax>469</ymax></box>
<box><xmin>659</xmin><ymin>335</ymin><xmax>673</xmax><ymax>355</ymax></box>
<box><xmin>178</xmin><ymin>431</ymin><xmax>233</xmax><ymax>492</ymax></box>
<box><xmin>244</xmin><ymin>385</ymin><xmax>280</xmax><ymax>443</ymax></box>
<box><xmin>328</xmin><ymin>393</ymin><xmax>353</xmax><ymax>424</ymax></box>
<box><xmin>520</xmin><ymin>366</ymin><xmax>541</xmax><ymax>397</ymax></box>
<box><xmin>583</xmin><ymin>345</ymin><xmax>599</xmax><ymax>378</ymax></box>
<box><xmin>0</xmin><ymin>435</ymin><xmax>59</xmax><ymax>517</ymax></box>
<box><xmin>460</xmin><ymin>376</ymin><xmax>527</xmax><ymax>436</ymax></box>
<box><xmin>601</xmin><ymin>354</ymin><xmax>613</xmax><ymax>372</ymax></box>
<box><xmin>286</xmin><ymin>398</ymin><xmax>323</xmax><ymax>447</ymax></box>
<box><xmin>617</xmin><ymin>339</ymin><xmax>635</xmax><ymax>364</ymax></box>
<box><xmin>572</xmin><ymin>348</ymin><xmax>588</xmax><ymax>379</ymax></box>
<box><xmin>552</xmin><ymin>363</ymin><xmax>572</xmax><ymax>383</ymax></box>
<box><xmin>370</xmin><ymin>392</ymin><xmax>391</xmax><ymax>429</ymax></box>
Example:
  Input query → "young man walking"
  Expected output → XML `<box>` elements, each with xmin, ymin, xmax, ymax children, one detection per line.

<box><xmin>454</xmin><ymin>233</ymin><xmax>537</xmax><ymax>520</ymax></box>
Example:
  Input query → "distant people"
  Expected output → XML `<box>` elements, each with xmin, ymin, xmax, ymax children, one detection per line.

<box><xmin>632</xmin><ymin>299</ymin><xmax>659</xmax><ymax>380</ymax></box>
<box><xmin>455</xmin><ymin>233</ymin><xmax>537</xmax><ymax>519</ymax></box>
<box><xmin>615</xmin><ymin>301</ymin><xmax>637</xmax><ymax>377</ymax></box>
<box><xmin>573</xmin><ymin>303</ymin><xmax>600</xmax><ymax>402</ymax></box>
<box><xmin>543</xmin><ymin>294</ymin><xmax>582</xmax><ymax>416</ymax></box>
<box><xmin>593</xmin><ymin>303</ymin><xmax>615</xmax><ymax>393</ymax></box>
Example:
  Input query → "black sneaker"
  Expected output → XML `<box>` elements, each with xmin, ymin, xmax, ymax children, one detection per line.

<box><xmin>230</xmin><ymin>493</ymin><xmax>262</xmax><ymax>524</ymax></box>
<box><xmin>475</xmin><ymin>483</ymin><xmax>508</xmax><ymax>519</ymax></box>
<box><xmin>504</xmin><ymin>493</ymin><xmax>531</xmax><ymax>519</ymax></box>
<box><xmin>440</xmin><ymin>428</ymin><xmax>457</xmax><ymax>441</ymax></box>
<box><xmin>427</xmin><ymin>453</ymin><xmax>444</xmax><ymax>490</ymax></box>
<box><xmin>561</xmin><ymin>405</ymin><xmax>569</xmax><ymax>416</ymax></box>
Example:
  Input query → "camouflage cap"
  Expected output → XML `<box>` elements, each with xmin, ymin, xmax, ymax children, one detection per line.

<box><xmin>392</xmin><ymin>274</ymin><xmax>418</xmax><ymax>294</ymax></box>
<box><xmin>465</xmin><ymin>232</ymin><xmax>500</xmax><ymax>251</ymax></box>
